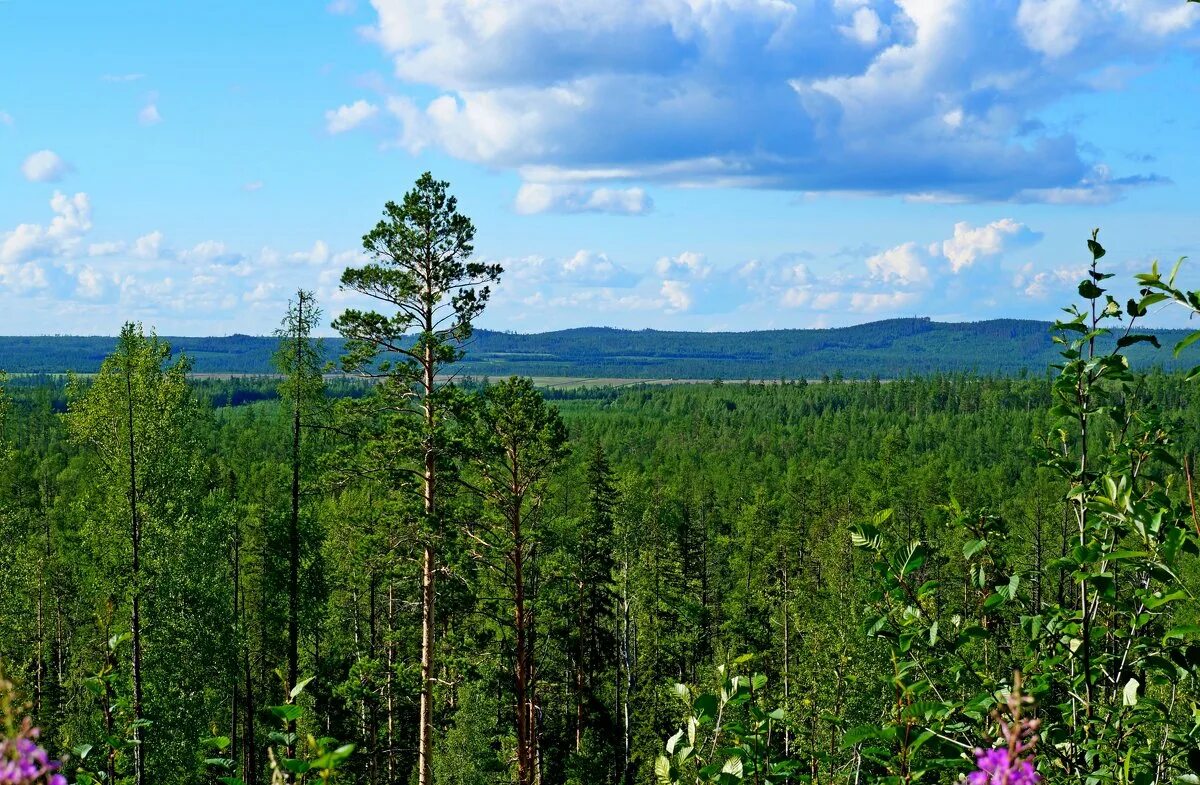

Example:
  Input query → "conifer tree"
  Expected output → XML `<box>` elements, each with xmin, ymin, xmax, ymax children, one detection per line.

<box><xmin>462</xmin><ymin>377</ymin><xmax>568</xmax><ymax>785</ymax></box>
<box><xmin>333</xmin><ymin>172</ymin><xmax>501</xmax><ymax>785</ymax></box>
<box><xmin>273</xmin><ymin>290</ymin><xmax>324</xmax><ymax>770</ymax></box>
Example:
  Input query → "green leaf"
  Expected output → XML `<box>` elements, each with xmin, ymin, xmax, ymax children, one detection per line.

<box><xmin>1116</xmin><ymin>334</ymin><xmax>1160</xmax><ymax>350</ymax></box>
<box><xmin>1163</xmin><ymin>625</ymin><xmax>1200</xmax><ymax>643</ymax></box>
<box><xmin>1123</xmin><ymin>677</ymin><xmax>1140</xmax><ymax>707</ymax></box>
<box><xmin>289</xmin><ymin>675</ymin><xmax>315</xmax><ymax>700</ymax></box>
<box><xmin>666</xmin><ymin>729</ymin><xmax>683</xmax><ymax>754</ymax></box>
<box><xmin>1079</xmin><ymin>280</ymin><xmax>1104</xmax><ymax>300</ymax></box>
<box><xmin>654</xmin><ymin>755</ymin><xmax>673</xmax><ymax>785</ymax></box>
<box><xmin>693</xmin><ymin>693</ymin><xmax>719</xmax><ymax>722</ymax></box>
<box><xmin>1175</xmin><ymin>330</ymin><xmax>1200</xmax><ymax>358</ymax></box>
<box><xmin>842</xmin><ymin>725</ymin><xmax>880</xmax><ymax>748</ymax></box>
<box><xmin>268</xmin><ymin>704</ymin><xmax>304</xmax><ymax>722</ymax></box>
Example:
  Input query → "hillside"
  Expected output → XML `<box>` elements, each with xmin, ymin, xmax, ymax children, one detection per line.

<box><xmin>1</xmin><ymin>317</ymin><xmax>1196</xmax><ymax>377</ymax></box>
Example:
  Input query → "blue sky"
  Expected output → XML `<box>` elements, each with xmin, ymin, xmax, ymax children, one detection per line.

<box><xmin>2</xmin><ymin>0</ymin><xmax>1199</xmax><ymax>336</ymax></box>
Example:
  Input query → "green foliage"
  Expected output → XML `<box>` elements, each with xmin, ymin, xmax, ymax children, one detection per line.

<box><xmin>656</xmin><ymin>662</ymin><xmax>797</xmax><ymax>784</ymax></box>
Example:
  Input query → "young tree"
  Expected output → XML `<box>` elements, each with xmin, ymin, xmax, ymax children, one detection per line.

<box><xmin>273</xmin><ymin>290</ymin><xmax>325</xmax><ymax>743</ymax></box>
<box><xmin>574</xmin><ymin>444</ymin><xmax>618</xmax><ymax>758</ymax></box>
<box><xmin>462</xmin><ymin>377</ymin><xmax>568</xmax><ymax>785</ymax></box>
<box><xmin>66</xmin><ymin>323</ymin><xmax>197</xmax><ymax>785</ymax></box>
<box><xmin>332</xmin><ymin>172</ymin><xmax>501</xmax><ymax>785</ymax></box>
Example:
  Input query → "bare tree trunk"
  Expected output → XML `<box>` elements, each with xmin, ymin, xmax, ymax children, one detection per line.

<box><xmin>417</xmin><ymin>302</ymin><xmax>438</xmax><ymax>785</ymax></box>
<box><xmin>125</xmin><ymin>363</ymin><xmax>146</xmax><ymax>785</ymax></box>
<box><xmin>512</xmin><ymin>503</ymin><xmax>536</xmax><ymax>785</ymax></box>
<box><xmin>287</xmin><ymin>295</ymin><xmax>303</xmax><ymax>773</ymax></box>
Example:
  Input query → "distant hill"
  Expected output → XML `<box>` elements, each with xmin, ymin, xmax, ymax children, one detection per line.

<box><xmin>2</xmin><ymin>318</ymin><xmax>1197</xmax><ymax>378</ymax></box>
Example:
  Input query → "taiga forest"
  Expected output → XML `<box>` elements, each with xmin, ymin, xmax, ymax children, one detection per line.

<box><xmin>4</xmin><ymin>2</ymin><xmax>1200</xmax><ymax>784</ymax></box>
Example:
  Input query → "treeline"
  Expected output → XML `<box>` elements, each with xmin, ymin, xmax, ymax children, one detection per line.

<box><xmin>4</xmin><ymin>318</ymin><xmax>1198</xmax><ymax>379</ymax></box>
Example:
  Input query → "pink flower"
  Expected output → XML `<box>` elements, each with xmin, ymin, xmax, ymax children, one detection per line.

<box><xmin>0</xmin><ymin>719</ymin><xmax>65</xmax><ymax>784</ymax></box>
<box><xmin>967</xmin><ymin>746</ymin><xmax>1040</xmax><ymax>785</ymax></box>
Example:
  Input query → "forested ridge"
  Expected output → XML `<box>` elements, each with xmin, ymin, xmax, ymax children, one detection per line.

<box><xmin>3</xmin><ymin>318</ymin><xmax>1197</xmax><ymax>379</ymax></box>
<box><xmin>4</xmin><ymin>175</ymin><xmax>1200</xmax><ymax>785</ymax></box>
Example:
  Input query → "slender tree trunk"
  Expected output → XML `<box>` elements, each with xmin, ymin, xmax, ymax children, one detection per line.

<box><xmin>782</xmin><ymin>557</ymin><xmax>791</xmax><ymax>757</ymax></box>
<box><xmin>126</xmin><ymin>364</ymin><xmax>146</xmax><ymax>785</ymax></box>
<box><xmin>243</xmin><ymin>612</ymin><xmax>258</xmax><ymax>785</ymax></box>
<box><xmin>417</xmin><ymin>302</ymin><xmax>438</xmax><ymax>785</ymax></box>
<box><xmin>514</xmin><ymin>504</ymin><xmax>534</xmax><ymax>785</ymax></box>
<box><xmin>387</xmin><ymin>579</ymin><xmax>395</xmax><ymax>785</ymax></box>
<box><xmin>231</xmin><ymin>524</ymin><xmax>241</xmax><ymax>777</ymax></box>
<box><xmin>286</xmin><ymin>295</ymin><xmax>303</xmax><ymax>775</ymax></box>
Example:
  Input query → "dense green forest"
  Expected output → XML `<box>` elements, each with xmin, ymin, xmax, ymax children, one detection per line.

<box><xmin>3</xmin><ymin>317</ymin><xmax>1197</xmax><ymax>379</ymax></box>
<box><xmin>4</xmin><ymin>175</ymin><xmax>1200</xmax><ymax>785</ymax></box>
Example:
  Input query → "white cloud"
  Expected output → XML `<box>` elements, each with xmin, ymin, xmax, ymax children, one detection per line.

<box><xmin>325</xmin><ymin>99</ymin><xmax>379</xmax><ymax>134</ymax></box>
<box><xmin>660</xmin><ymin>279</ymin><xmax>693</xmax><ymax>312</ymax></box>
<box><xmin>88</xmin><ymin>241</ymin><xmax>125</xmax><ymax>257</ymax></box>
<box><xmin>243</xmin><ymin>180</ymin><xmax>265</xmax><ymax>192</ymax></box>
<box><xmin>355</xmin><ymin>0</ymin><xmax>1195</xmax><ymax>202</ymax></box>
<box><xmin>866</xmin><ymin>242</ymin><xmax>930</xmax><ymax>285</ymax></box>
<box><xmin>497</xmin><ymin>250</ymin><xmax>638</xmax><ymax>288</ymax></box>
<box><xmin>76</xmin><ymin>266</ymin><xmax>107</xmax><ymax>298</ymax></box>
<box><xmin>291</xmin><ymin>240</ymin><xmax>331</xmax><ymax>265</ymax></box>
<box><xmin>941</xmin><ymin>219</ymin><xmax>1040</xmax><ymax>273</ymax></box>
<box><xmin>840</xmin><ymin>7</ymin><xmax>888</xmax><ymax>45</ymax></box>
<box><xmin>0</xmin><ymin>111</ymin><xmax>13</xmax><ymax>126</ymax></box>
<box><xmin>1016</xmin><ymin>0</ymin><xmax>1086</xmax><ymax>58</ymax></box>
<box><xmin>1013</xmin><ymin>262</ymin><xmax>1084</xmax><ymax>298</ymax></box>
<box><xmin>850</xmin><ymin>291</ymin><xmax>917</xmax><ymax>313</ymax></box>
<box><xmin>1</xmin><ymin>192</ymin><xmax>92</xmax><ymax>294</ymax></box>
<box><xmin>102</xmin><ymin>73</ymin><xmax>145</xmax><ymax>83</ymax></box>
<box><xmin>655</xmin><ymin>251</ymin><xmax>711</xmax><ymax>279</ymax></box>
<box><xmin>132</xmin><ymin>231</ymin><xmax>166</xmax><ymax>260</ymax></box>
<box><xmin>560</xmin><ymin>250</ymin><xmax>636</xmax><ymax>286</ymax></box>
<box><xmin>327</xmin><ymin>0</ymin><xmax>356</xmax><ymax>13</ymax></box>
<box><xmin>21</xmin><ymin>150</ymin><xmax>72</xmax><ymax>183</ymax></box>
<box><xmin>514</xmin><ymin>183</ymin><xmax>652</xmax><ymax>215</ymax></box>
<box><xmin>138</xmin><ymin>98</ymin><xmax>162</xmax><ymax>125</ymax></box>
<box><xmin>182</xmin><ymin>240</ymin><xmax>244</xmax><ymax>266</ymax></box>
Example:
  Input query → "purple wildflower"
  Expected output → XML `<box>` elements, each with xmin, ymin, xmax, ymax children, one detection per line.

<box><xmin>0</xmin><ymin>719</ymin><xmax>66</xmax><ymax>785</ymax></box>
<box><xmin>967</xmin><ymin>745</ymin><xmax>1040</xmax><ymax>785</ymax></box>
<box><xmin>966</xmin><ymin>675</ymin><xmax>1041</xmax><ymax>785</ymax></box>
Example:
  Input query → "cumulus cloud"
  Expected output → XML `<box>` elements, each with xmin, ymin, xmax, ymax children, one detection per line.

<box><xmin>132</xmin><ymin>231</ymin><xmax>166</xmax><ymax>260</ymax></box>
<box><xmin>21</xmin><ymin>150</ymin><xmax>72</xmax><ymax>183</ymax></box>
<box><xmin>325</xmin><ymin>99</ymin><xmax>379</xmax><ymax>134</ymax></box>
<box><xmin>866</xmin><ymin>242</ymin><xmax>930</xmax><ymax>285</ymax></box>
<box><xmin>0</xmin><ymin>192</ymin><xmax>372</xmax><ymax>330</ymax></box>
<box><xmin>655</xmin><ymin>252</ymin><xmax>711</xmax><ymax>280</ymax></box>
<box><xmin>941</xmin><ymin>219</ymin><xmax>1041</xmax><ymax>273</ymax></box>
<box><xmin>355</xmin><ymin>0</ymin><xmax>1193</xmax><ymax>201</ymax></box>
<box><xmin>514</xmin><ymin>183</ymin><xmax>652</xmax><ymax>215</ymax></box>
<box><xmin>500</xmin><ymin>250</ymin><xmax>638</xmax><ymax>288</ymax></box>
<box><xmin>1</xmin><ymin>192</ymin><xmax>92</xmax><ymax>266</ymax></box>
